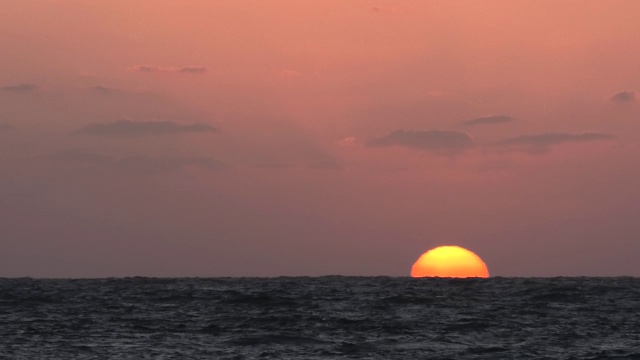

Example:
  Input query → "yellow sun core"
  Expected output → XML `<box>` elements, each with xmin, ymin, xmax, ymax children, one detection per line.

<box><xmin>411</xmin><ymin>245</ymin><xmax>489</xmax><ymax>278</ymax></box>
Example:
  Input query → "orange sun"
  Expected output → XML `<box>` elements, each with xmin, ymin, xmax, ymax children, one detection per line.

<box><xmin>411</xmin><ymin>245</ymin><xmax>489</xmax><ymax>278</ymax></box>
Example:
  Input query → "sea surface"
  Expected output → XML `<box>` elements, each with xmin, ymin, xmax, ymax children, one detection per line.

<box><xmin>1</xmin><ymin>277</ymin><xmax>639</xmax><ymax>359</ymax></box>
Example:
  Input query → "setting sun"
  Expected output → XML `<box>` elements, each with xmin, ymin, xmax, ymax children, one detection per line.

<box><xmin>411</xmin><ymin>246</ymin><xmax>489</xmax><ymax>278</ymax></box>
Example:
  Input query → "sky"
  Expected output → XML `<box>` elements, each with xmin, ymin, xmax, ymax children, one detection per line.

<box><xmin>1</xmin><ymin>1</ymin><xmax>639</xmax><ymax>278</ymax></box>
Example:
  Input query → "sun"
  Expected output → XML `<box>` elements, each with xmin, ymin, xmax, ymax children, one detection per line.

<box><xmin>411</xmin><ymin>245</ymin><xmax>489</xmax><ymax>278</ymax></box>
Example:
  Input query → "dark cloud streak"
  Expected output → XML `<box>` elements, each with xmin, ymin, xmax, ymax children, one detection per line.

<box><xmin>77</xmin><ymin>120</ymin><xmax>218</xmax><ymax>136</ymax></box>
<box><xmin>463</xmin><ymin>115</ymin><xmax>515</xmax><ymax>126</ymax></box>
<box><xmin>115</xmin><ymin>156</ymin><xmax>229</xmax><ymax>174</ymax></box>
<box><xmin>308</xmin><ymin>161</ymin><xmax>343</xmax><ymax>170</ymax></box>
<box><xmin>610</xmin><ymin>91</ymin><xmax>636</xmax><ymax>103</ymax></box>
<box><xmin>31</xmin><ymin>150</ymin><xmax>230</xmax><ymax>175</ymax></box>
<box><xmin>1</xmin><ymin>83</ymin><xmax>38</xmax><ymax>93</ymax></box>
<box><xmin>180</xmin><ymin>66</ymin><xmax>207</xmax><ymax>74</ymax></box>
<box><xmin>131</xmin><ymin>65</ymin><xmax>207</xmax><ymax>74</ymax></box>
<box><xmin>90</xmin><ymin>85</ymin><xmax>124</xmax><ymax>95</ymax></box>
<box><xmin>495</xmin><ymin>132</ymin><xmax>615</xmax><ymax>154</ymax></box>
<box><xmin>48</xmin><ymin>150</ymin><xmax>112</xmax><ymax>165</ymax></box>
<box><xmin>137</xmin><ymin>65</ymin><xmax>160</xmax><ymax>72</ymax></box>
<box><xmin>367</xmin><ymin>129</ymin><xmax>473</xmax><ymax>154</ymax></box>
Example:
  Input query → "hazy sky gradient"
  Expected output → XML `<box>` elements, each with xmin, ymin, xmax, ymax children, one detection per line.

<box><xmin>1</xmin><ymin>1</ymin><xmax>639</xmax><ymax>277</ymax></box>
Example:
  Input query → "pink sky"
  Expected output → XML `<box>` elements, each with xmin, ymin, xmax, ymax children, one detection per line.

<box><xmin>1</xmin><ymin>1</ymin><xmax>639</xmax><ymax>277</ymax></box>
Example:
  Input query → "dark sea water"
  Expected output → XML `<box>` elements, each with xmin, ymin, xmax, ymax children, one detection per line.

<box><xmin>1</xmin><ymin>277</ymin><xmax>639</xmax><ymax>359</ymax></box>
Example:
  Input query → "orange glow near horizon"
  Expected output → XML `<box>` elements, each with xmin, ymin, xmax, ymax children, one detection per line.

<box><xmin>411</xmin><ymin>246</ymin><xmax>489</xmax><ymax>278</ymax></box>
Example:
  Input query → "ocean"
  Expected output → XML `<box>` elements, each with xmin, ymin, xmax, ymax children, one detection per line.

<box><xmin>1</xmin><ymin>277</ymin><xmax>639</xmax><ymax>359</ymax></box>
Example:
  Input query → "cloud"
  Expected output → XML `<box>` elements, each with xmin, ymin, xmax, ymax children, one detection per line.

<box><xmin>135</xmin><ymin>65</ymin><xmax>161</xmax><ymax>72</ymax></box>
<box><xmin>130</xmin><ymin>65</ymin><xmax>207</xmax><ymax>74</ymax></box>
<box><xmin>308</xmin><ymin>161</ymin><xmax>343</xmax><ymax>170</ymax></box>
<box><xmin>495</xmin><ymin>132</ymin><xmax>615</xmax><ymax>154</ymax></box>
<box><xmin>90</xmin><ymin>85</ymin><xmax>124</xmax><ymax>95</ymax></box>
<box><xmin>251</xmin><ymin>162</ymin><xmax>293</xmax><ymax>169</ymax></box>
<box><xmin>367</xmin><ymin>129</ymin><xmax>473</xmax><ymax>154</ymax></box>
<box><xmin>278</xmin><ymin>69</ymin><xmax>302</xmax><ymax>77</ymax></box>
<box><xmin>115</xmin><ymin>156</ymin><xmax>229</xmax><ymax>174</ymax></box>
<box><xmin>252</xmin><ymin>161</ymin><xmax>343</xmax><ymax>171</ymax></box>
<box><xmin>338</xmin><ymin>136</ymin><xmax>357</xmax><ymax>147</ymax></box>
<box><xmin>369</xmin><ymin>5</ymin><xmax>398</xmax><ymax>13</ymax></box>
<box><xmin>30</xmin><ymin>150</ymin><xmax>229</xmax><ymax>175</ymax></box>
<box><xmin>180</xmin><ymin>66</ymin><xmax>207</xmax><ymax>74</ymax></box>
<box><xmin>463</xmin><ymin>115</ymin><xmax>515</xmax><ymax>126</ymax></box>
<box><xmin>1</xmin><ymin>83</ymin><xmax>38</xmax><ymax>93</ymax></box>
<box><xmin>0</xmin><ymin>124</ymin><xmax>16</xmax><ymax>132</ymax></box>
<box><xmin>610</xmin><ymin>91</ymin><xmax>636</xmax><ymax>103</ymax></box>
<box><xmin>48</xmin><ymin>149</ymin><xmax>112</xmax><ymax>166</ymax></box>
<box><xmin>76</xmin><ymin>120</ymin><xmax>218</xmax><ymax>136</ymax></box>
